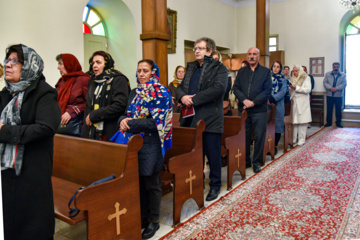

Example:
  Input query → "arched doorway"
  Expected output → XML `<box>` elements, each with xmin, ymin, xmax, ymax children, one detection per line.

<box><xmin>83</xmin><ymin>5</ymin><xmax>108</xmax><ymax>72</ymax></box>
<box><xmin>343</xmin><ymin>13</ymin><xmax>360</xmax><ymax>108</ymax></box>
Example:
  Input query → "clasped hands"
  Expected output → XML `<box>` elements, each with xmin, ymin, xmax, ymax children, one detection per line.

<box><xmin>243</xmin><ymin>99</ymin><xmax>254</xmax><ymax>109</ymax></box>
<box><xmin>180</xmin><ymin>94</ymin><xmax>195</xmax><ymax>107</ymax></box>
<box><xmin>330</xmin><ymin>87</ymin><xmax>337</xmax><ymax>92</ymax></box>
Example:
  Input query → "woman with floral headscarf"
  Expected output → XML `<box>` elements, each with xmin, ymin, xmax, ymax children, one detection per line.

<box><xmin>0</xmin><ymin>44</ymin><xmax>61</xmax><ymax>239</ymax></box>
<box><xmin>81</xmin><ymin>51</ymin><xmax>130</xmax><ymax>141</ymax></box>
<box><xmin>268</xmin><ymin>61</ymin><xmax>287</xmax><ymax>154</ymax></box>
<box><xmin>55</xmin><ymin>53</ymin><xmax>90</xmax><ymax>136</ymax></box>
<box><xmin>111</xmin><ymin>59</ymin><xmax>172</xmax><ymax>239</ymax></box>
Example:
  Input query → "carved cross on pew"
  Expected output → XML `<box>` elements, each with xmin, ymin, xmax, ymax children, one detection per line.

<box><xmin>108</xmin><ymin>202</ymin><xmax>127</xmax><ymax>235</ymax></box>
<box><xmin>185</xmin><ymin>170</ymin><xmax>196</xmax><ymax>195</ymax></box>
<box><xmin>235</xmin><ymin>149</ymin><xmax>242</xmax><ymax>168</ymax></box>
<box><xmin>268</xmin><ymin>134</ymin><xmax>272</xmax><ymax>151</ymax></box>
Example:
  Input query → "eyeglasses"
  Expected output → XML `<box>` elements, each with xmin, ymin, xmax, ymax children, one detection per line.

<box><xmin>4</xmin><ymin>59</ymin><xmax>20</xmax><ymax>66</ymax></box>
<box><xmin>193</xmin><ymin>47</ymin><xmax>207</xmax><ymax>52</ymax></box>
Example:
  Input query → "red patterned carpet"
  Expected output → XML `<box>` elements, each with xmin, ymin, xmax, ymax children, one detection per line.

<box><xmin>161</xmin><ymin>127</ymin><xmax>360</xmax><ymax>239</ymax></box>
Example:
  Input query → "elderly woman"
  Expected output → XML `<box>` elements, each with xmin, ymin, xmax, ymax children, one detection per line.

<box><xmin>290</xmin><ymin>64</ymin><xmax>312</xmax><ymax>146</ymax></box>
<box><xmin>81</xmin><ymin>51</ymin><xmax>130</xmax><ymax>141</ymax></box>
<box><xmin>0</xmin><ymin>44</ymin><xmax>61</xmax><ymax>239</ymax></box>
<box><xmin>168</xmin><ymin>65</ymin><xmax>185</xmax><ymax>113</ymax></box>
<box><xmin>268</xmin><ymin>61</ymin><xmax>287</xmax><ymax>154</ymax></box>
<box><xmin>111</xmin><ymin>60</ymin><xmax>172</xmax><ymax>239</ymax></box>
<box><xmin>55</xmin><ymin>53</ymin><xmax>90</xmax><ymax>136</ymax></box>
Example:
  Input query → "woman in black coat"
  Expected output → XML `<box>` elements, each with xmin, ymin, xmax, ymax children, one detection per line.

<box><xmin>0</xmin><ymin>44</ymin><xmax>61</xmax><ymax>240</ymax></box>
<box><xmin>112</xmin><ymin>59</ymin><xmax>172</xmax><ymax>239</ymax></box>
<box><xmin>81</xmin><ymin>51</ymin><xmax>130</xmax><ymax>141</ymax></box>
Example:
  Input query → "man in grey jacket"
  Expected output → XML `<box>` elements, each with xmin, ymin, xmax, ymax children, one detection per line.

<box><xmin>323</xmin><ymin>62</ymin><xmax>347</xmax><ymax>128</ymax></box>
<box><xmin>176</xmin><ymin>37</ymin><xmax>228</xmax><ymax>201</ymax></box>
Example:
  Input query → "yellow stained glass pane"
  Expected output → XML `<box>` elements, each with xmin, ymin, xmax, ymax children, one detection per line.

<box><xmin>92</xmin><ymin>23</ymin><xmax>105</xmax><ymax>36</ymax></box>
<box><xmin>87</xmin><ymin>10</ymin><xmax>100</xmax><ymax>27</ymax></box>
<box><xmin>82</xmin><ymin>6</ymin><xmax>89</xmax><ymax>22</ymax></box>
<box><xmin>350</xmin><ymin>16</ymin><xmax>360</xmax><ymax>28</ymax></box>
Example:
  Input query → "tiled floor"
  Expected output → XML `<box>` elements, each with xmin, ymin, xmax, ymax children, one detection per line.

<box><xmin>54</xmin><ymin>125</ymin><xmax>321</xmax><ymax>240</ymax></box>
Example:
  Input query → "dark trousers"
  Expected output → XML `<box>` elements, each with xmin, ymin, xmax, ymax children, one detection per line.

<box><xmin>139</xmin><ymin>174</ymin><xmax>162</xmax><ymax>223</ymax></box>
<box><xmin>203</xmin><ymin>132</ymin><xmax>222</xmax><ymax>190</ymax></box>
<box><xmin>245</xmin><ymin>111</ymin><xmax>267</xmax><ymax>167</ymax></box>
<box><xmin>326</xmin><ymin>96</ymin><xmax>343</xmax><ymax>125</ymax></box>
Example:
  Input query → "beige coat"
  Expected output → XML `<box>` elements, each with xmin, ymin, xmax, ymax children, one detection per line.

<box><xmin>290</xmin><ymin>76</ymin><xmax>312</xmax><ymax>124</ymax></box>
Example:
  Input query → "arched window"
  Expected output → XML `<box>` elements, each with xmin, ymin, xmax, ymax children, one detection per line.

<box><xmin>83</xmin><ymin>5</ymin><xmax>106</xmax><ymax>36</ymax></box>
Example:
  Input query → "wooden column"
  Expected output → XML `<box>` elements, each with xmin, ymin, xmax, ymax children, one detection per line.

<box><xmin>256</xmin><ymin>0</ymin><xmax>270</xmax><ymax>68</ymax></box>
<box><xmin>140</xmin><ymin>0</ymin><xmax>169</xmax><ymax>86</ymax></box>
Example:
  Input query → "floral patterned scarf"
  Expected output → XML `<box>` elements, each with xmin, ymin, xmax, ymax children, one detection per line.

<box><xmin>111</xmin><ymin>61</ymin><xmax>172</xmax><ymax>156</ymax></box>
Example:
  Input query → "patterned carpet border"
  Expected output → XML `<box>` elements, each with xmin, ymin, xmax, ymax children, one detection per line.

<box><xmin>161</xmin><ymin>127</ymin><xmax>360</xmax><ymax>239</ymax></box>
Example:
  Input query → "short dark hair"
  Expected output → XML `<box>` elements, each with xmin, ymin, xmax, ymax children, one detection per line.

<box><xmin>138</xmin><ymin>59</ymin><xmax>154</xmax><ymax>69</ymax></box>
<box><xmin>195</xmin><ymin>37</ymin><xmax>216</xmax><ymax>52</ymax></box>
<box><xmin>5</xmin><ymin>44</ymin><xmax>24</xmax><ymax>64</ymax></box>
<box><xmin>284</xmin><ymin>66</ymin><xmax>290</xmax><ymax>70</ymax></box>
<box><xmin>333</xmin><ymin>62</ymin><xmax>340</xmax><ymax>67</ymax></box>
<box><xmin>55</xmin><ymin>54</ymin><xmax>62</xmax><ymax>62</ymax></box>
<box><xmin>241</xmin><ymin>60</ymin><xmax>250</xmax><ymax>67</ymax></box>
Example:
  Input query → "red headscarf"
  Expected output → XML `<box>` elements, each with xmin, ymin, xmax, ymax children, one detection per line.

<box><xmin>55</xmin><ymin>54</ymin><xmax>89</xmax><ymax>114</ymax></box>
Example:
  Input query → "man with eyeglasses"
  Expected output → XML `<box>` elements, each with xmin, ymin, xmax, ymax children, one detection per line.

<box><xmin>233</xmin><ymin>47</ymin><xmax>272</xmax><ymax>174</ymax></box>
<box><xmin>176</xmin><ymin>37</ymin><xmax>228</xmax><ymax>201</ymax></box>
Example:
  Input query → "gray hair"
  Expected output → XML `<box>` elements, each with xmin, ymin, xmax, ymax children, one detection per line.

<box><xmin>195</xmin><ymin>37</ymin><xmax>216</xmax><ymax>52</ymax></box>
<box><xmin>247</xmin><ymin>47</ymin><xmax>260</xmax><ymax>55</ymax></box>
<box><xmin>293</xmin><ymin>64</ymin><xmax>302</xmax><ymax>71</ymax></box>
<box><xmin>55</xmin><ymin>54</ymin><xmax>62</xmax><ymax>62</ymax></box>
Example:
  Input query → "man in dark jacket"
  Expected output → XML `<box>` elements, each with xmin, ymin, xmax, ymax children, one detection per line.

<box><xmin>176</xmin><ymin>37</ymin><xmax>228</xmax><ymax>201</ymax></box>
<box><xmin>233</xmin><ymin>47</ymin><xmax>272</xmax><ymax>173</ymax></box>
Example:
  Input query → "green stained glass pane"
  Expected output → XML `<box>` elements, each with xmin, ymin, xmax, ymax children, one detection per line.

<box><xmin>350</xmin><ymin>16</ymin><xmax>360</xmax><ymax>28</ymax></box>
<box><xmin>87</xmin><ymin>10</ymin><xmax>100</xmax><ymax>27</ymax></box>
<box><xmin>82</xmin><ymin>6</ymin><xmax>89</xmax><ymax>22</ymax></box>
<box><xmin>346</xmin><ymin>25</ymin><xmax>359</xmax><ymax>34</ymax></box>
<box><xmin>92</xmin><ymin>23</ymin><xmax>105</xmax><ymax>36</ymax></box>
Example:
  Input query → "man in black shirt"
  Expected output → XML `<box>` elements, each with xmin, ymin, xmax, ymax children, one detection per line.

<box><xmin>233</xmin><ymin>47</ymin><xmax>272</xmax><ymax>173</ymax></box>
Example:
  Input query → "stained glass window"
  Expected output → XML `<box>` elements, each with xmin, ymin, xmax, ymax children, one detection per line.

<box><xmin>82</xmin><ymin>6</ymin><xmax>106</xmax><ymax>36</ymax></box>
<box><xmin>346</xmin><ymin>15</ymin><xmax>360</xmax><ymax>35</ymax></box>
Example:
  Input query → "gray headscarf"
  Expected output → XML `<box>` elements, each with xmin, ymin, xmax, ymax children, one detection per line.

<box><xmin>0</xmin><ymin>44</ymin><xmax>44</xmax><ymax>175</ymax></box>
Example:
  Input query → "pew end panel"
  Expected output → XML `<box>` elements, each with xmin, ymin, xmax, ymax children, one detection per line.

<box><xmin>172</xmin><ymin>112</ymin><xmax>181</xmax><ymax>127</ymax></box>
<box><xmin>224</xmin><ymin>110</ymin><xmax>247</xmax><ymax>190</ymax></box>
<box><xmin>52</xmin><ymin>134</ymin><xmax>143</xmax><ymax>240</ymax></box>
<box><xmin>263</xmin><ymin>105</ymin><xmax>276</xmax><ymax>165</ymax></box>
<box><xmin>284</xmin><ymin>100</ymin><xmax>294</xmax><ymax>152</ymax></box>
<box><xmin>167</xmin><ymin>120</ymin><xmax>205</xmax><ymax>227</ymax></box>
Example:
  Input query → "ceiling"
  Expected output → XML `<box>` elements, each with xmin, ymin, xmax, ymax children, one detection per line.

<box><xmin>217</xmin><ymin>0</ymin><xmax>288</xmax><ymax>8</ymax></box>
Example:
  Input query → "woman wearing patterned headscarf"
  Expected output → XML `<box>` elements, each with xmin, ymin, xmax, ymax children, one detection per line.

<box><xmin>81</xmin><ymin>51</ymin><xmax>130</xmax><ymax>141</ymax></box>
<box><xmin>111</xmin><ymin>59</ymin><xmax>172</xmax><ymax>239</ymax></box>
<box><xmin>268</xmin><ymin>61</ymin><xmax>287</xmax><ymax>154</ymax></box>
<box><xmin>290</xmin><ymin>64</ymin><xmax>312</xmax><ymax>146</ymax></box>
<box><xmin>55</xmin><ymin>53</ymin><xmax>90</xmax><ymax>136</ymax></box>
<box><xmin>0</xmin><ymin>44</ymin><xmax>61</xmax><ymax>239</ymax></box>
<box><xmin>168</xmin><ymin>65</ymin><xmax>185</xmax><ymax>113</ymax></box>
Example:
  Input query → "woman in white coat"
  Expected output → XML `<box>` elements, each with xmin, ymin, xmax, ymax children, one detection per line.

<box><xmin>290</xmin><ymin>64</ymin><xmax>312</xmax><ymax>146</ymax></box>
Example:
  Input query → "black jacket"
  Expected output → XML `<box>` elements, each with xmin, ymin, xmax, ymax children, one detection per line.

<box><xmin>176</xmin><ymin>55</ymin><xmax>228</xmax><ymax>133</ymax></box>
<box><xmin>82</xmin><ymin>74</ymin><xmax>130</xmax><ymax>141</ymax></box>
<box><xmin>0</xmin><ymin>76</ymin><xmax>61</xmax><ymax>240</ymax></box>
<box><xmin>118</xmin><ymin>89</ymin><xmax>163</xmax><ymax>176</ymax></box>
<box><xmin>233</xmin><ymin>63</ymin><xmax>272</xmax><ymax>114</ymax></box>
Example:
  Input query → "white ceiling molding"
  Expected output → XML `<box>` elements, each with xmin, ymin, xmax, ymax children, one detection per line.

<box><xmin>217</xmin><ymin>0</ymin><xmax>289</xmax><ymax>8</ymax></box>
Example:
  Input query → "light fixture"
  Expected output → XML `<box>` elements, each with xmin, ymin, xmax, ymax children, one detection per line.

<box><xmin>339</xmin><ymin>0</ymin><xmax>360</xmax><ymax>10</ymax></box>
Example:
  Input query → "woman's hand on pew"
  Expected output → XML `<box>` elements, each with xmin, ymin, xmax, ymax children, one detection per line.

<box><xmin>120</xmin><ymin>118</ymin><xmax>133</xmax><ymax>132</ymax></box>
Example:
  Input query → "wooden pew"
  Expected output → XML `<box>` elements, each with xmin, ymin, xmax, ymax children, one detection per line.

<box><xmin>172</xmin><ymin>112</ymin><xmax>181</xmax><ymax>127</ymax></box>
<box><xmin>161</xmin><ymin>120</ymin><xmax>205</xmax><ymax>227</ymax></box>
<box><xmin>52</xmin><ymin>134</ymin><xmax>143</xmax><ymax>240</ymax></box>
<box><xmin>284</xmin><ymin>100</ymin><xmax>294</xmax><ymax>152</ymax></box>
<box><xmin>224</xmin><ymin>110</ymin><xmax>247</xmax><ymax>190</ymax></box>
<box><xmin>262</xmin><ymin>105</ymin><xmax>276</xmax><ymax>165</ymax></box>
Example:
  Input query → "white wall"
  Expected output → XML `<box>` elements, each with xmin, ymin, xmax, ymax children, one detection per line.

<box><xmin>236</xmin><ymin>0</ymin><xmax>348</xmax><ymax>92</ymax></box>
<box><xmin>0</xmin><ymin>0</ymin><xmax>88</xmax><ymax>87</ymax></box>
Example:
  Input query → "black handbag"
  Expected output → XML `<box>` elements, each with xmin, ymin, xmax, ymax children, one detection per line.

<box><xmin>57</xmin><ymin>116</ymin><xmax>82</xmax><ymax>137</ymax></box>
<box><xmin>68</xmin><ymin>174</ymin><xmax>116</xmax><ymax>218</ymax></box>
